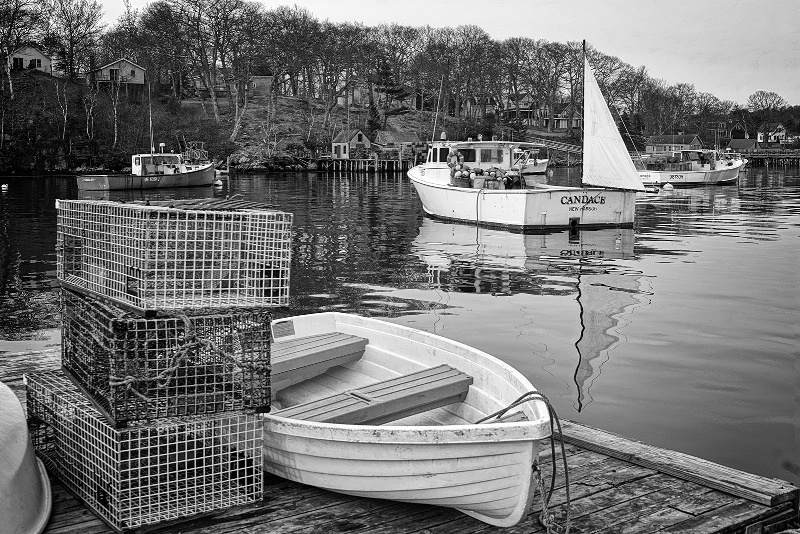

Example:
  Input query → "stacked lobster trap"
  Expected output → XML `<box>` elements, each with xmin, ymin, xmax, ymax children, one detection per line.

<box><xmin>26</xmin><ymin>198</ymin><xmax>293</xmax><ymax>532</ymax></box>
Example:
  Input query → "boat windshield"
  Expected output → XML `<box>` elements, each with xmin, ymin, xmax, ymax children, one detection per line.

<box><xmin>480</xmin><ymin>149</ymin><xmax>504</xmax><ymax>164</ymax></box>
<box><xmin>458</xmin><ymin>149</ymin><xmax>476</xmax><ymax>162</ymax></box>
<box><xmin>152</xmin><ymin>155</ymin><xmax>180</xmax><ymax>165</ymax></box>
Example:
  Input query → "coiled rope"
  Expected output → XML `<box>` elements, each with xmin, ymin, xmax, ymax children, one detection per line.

<box><xmin>476</xmin><ymin>390</ymin><xmax>571</xmax><ymax>534</ymax></box>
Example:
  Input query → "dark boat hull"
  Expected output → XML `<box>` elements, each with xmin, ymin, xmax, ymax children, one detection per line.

<box><xmin>76</xmin><ymin>164</ymin><xmax>215</xmax><ymax>191</ymax></box>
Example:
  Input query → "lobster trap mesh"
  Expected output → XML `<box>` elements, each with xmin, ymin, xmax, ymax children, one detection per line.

<box><xmin>61</xmin><ymin>288</ymin><xmax>271</xmax><ymax>427</ymax></box>
<box><xmin>55</xmin><ymin>199</ymin><xmax>293</xmax><ymax>315</ymax></box>
<box><xmin>26</xmin><ymin>370</ymin><xmax>263</xmax><ymax>532</ymax></box>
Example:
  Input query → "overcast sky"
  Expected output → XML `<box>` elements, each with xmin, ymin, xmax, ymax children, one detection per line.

<box><xmin>101</xmin><ymin>0</ymin><xmax>800</xmax><ymax>106</ymax></box>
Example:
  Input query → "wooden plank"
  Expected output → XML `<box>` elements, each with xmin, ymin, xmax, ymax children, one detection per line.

<box><xmin>659</xmin><ymin>500</ymin><xmax>793</xmax><ymax>534</ymax></box>
<box><xmin>272</xmin><ymin>364</ymin><xmax>472</xmax><ymax>425</ymax></box>
<box><xmin>271</xmin><ymin>332</ymin><xmax>367</xmax><ymax>384</ymax></box>
<box><xmin>558</xmin><ymin>419</ymin><xmax>799</xmax><ymax>508</ymax></box>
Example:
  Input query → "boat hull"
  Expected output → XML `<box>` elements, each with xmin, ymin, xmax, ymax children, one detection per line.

<box><xmin>638</xmin><ymin>161</ymin><xmax>743</xmax><ymax>187</ymax></box>
<box><xmin>76</xmin><ymin>163</ymin><xmax>215</xmax><ymax>191</ymax></box>
<box><xmin>261</xmin><ymin>312</ymin><xmax>551</xmax><ymax>527</ymax></box>
<box><xmin>409</xmin><ymin>168</ymin><xmax>636</xmax><ymax>230</ymax></box>
<box><xmin>1</xmin><ymin>381</ymin><xmax>52</xmax><ymax>534</ymax></box>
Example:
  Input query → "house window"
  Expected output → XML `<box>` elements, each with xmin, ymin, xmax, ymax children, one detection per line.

<box><xmin>357</xmin><ymin>133</ymin><xmax>363</xmax><ymax>142</ymax></box>
<box><xmin>343</xmin><ymin>145</ymin><xmax>347</xmax><ymax>155</ymax></box>
<box><xmin>134</xmin><ymin>157</ymin><xmax>140</xmax><ymax>165</ymax></box>
<box><xmin>110</xmin><ymin>68</ymin><xmax>119</xmax><ymax>81</ymax></box>
<box><xmin>131</xmin><ymin>69</ymin><xmax>136</xmax><ymax>78</ymax></box>
<box><xmin>12</xmin><ymin>57</ymin><xmax>23</xmax><ymax>70</ymax></box>
<box><xmin>35</xmin><ymin>59</ymin><xmax>41</xmax><ymax>68</ymax></box>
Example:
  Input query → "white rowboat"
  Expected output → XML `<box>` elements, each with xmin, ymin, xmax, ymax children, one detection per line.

<box><xmin>261</xmin><ymin>312</ymin><xmax>552</xmax><ymax>527</ymax></box>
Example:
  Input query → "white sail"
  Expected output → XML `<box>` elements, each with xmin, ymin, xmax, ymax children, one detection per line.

<box><xmin>581</xmin><ymin>58</ymin><xmax>644</xmax><ymax>191</ymax></box>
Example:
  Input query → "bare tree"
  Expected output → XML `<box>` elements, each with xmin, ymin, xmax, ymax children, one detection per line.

<box><xmin>43</xmin><ymin>0</ymin><xmax>104</xmax><ymax>79</ymax></box>
<box><xmin>747</xmin><ymin>90</ymin><xmax>787</xmax><ymax>127</ymax></box>
<box><xmin>81</xmin><ymin>77</ymin><xmax>99</xmax><ymax>138</ymax></box>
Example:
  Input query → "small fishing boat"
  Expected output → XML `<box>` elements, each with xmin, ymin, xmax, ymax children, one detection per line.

<box><xmin>0</xmin><ymin>380</ymin><xmax>52</xmax><ymax>533</ymax></box>
<box><xmin>76</xmin><ymin>141</ymin><xmax>215</xmax><ymax>191</ymax></box>
<box><xmin>517</xmin><ymin>143</ymin><xmax>549</xmax><ymax>177</ymax></box>
<box><xmin>636</xmin><ymin>149</ymin><xmax>745</xmax><ymax>187</ymax></box>
<box><xmin>408</xmin><ymin>49</ymin><xmax>644</xmax><ymax>230</ymax></box>
<box><xmin>261</xmin><ymin>312</ymin><xmax>552</xmax><ymax>527</ymax></box>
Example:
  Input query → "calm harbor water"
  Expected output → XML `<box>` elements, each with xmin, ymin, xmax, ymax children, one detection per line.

<box><xmin>1</xmin><ymin>165</ymin><xmax>798</xmax><ymax>488</ymax></box>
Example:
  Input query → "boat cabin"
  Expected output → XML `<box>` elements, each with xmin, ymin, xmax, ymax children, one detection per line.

<box><xmin>426</xmin><ymin>142</ymin><xmax>546</xmax><ymax>171</ymax></box>
<box><xmin>132</xmin><ymin>153</ymin><xmax>183</xmax><ymax>176</ymax></box>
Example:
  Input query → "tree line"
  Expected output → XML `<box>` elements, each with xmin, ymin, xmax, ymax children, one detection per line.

<box><xmin>2</xmin><ymin>0</ymin><xmax>798</xmax><ymax>171</ymax></box>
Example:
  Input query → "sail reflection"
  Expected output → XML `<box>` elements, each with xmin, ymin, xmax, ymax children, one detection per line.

<box><xmin>412</xmin><ymin>219</ymin><xmax>647</xmax><ymax>411</ymax></box>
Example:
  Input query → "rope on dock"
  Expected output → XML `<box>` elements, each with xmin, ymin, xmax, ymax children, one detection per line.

<box><xmin>477</xmin><ymin>390</ymin><xmax>572</xmax><ymax>533</ymax></box>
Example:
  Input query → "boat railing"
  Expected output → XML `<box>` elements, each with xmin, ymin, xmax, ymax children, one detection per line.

<box><xmin>643</xmin><ymin>162</ymin><xmax>692</xmax><ymax>171</ymax></box>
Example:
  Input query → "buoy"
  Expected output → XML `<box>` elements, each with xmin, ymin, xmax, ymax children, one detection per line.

<box><xmin>662</xmin><ymin>183</ymin><xmax>674</xmax><ymax>190</ymax></box>
<box><xmin>212</xmin><ymin>179</ymin><xmax>223</xmax><ymax>187</ymax></box>
<box><xmin>1</xmin><ymin>184</ymin><xmax>7</xmax><ymax>191</ymax></box>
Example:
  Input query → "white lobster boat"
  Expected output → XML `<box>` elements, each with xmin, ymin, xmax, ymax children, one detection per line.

<box><xmin>636</xmin><ymin>149</ymin><xmax>745</xmax><ymax>187</ymax></box>
<box><xmin>261</xmin><ymin>312</ymin><xmax>552</xmax><ymax>527</ymax></box>
<box><xmin>76</xmin><ymin>142</ymin><xmax>215</xmax><ymax>191</ymax></box>
<box><xmin>408</xmin><ymin>57</ymin><xmax>644</xmax><ymax>230</ymax></box>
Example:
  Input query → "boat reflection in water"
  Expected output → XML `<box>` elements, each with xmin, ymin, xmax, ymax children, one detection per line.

<box><xmin>77</xmin><ymin>185</ymin><xmax>222</xmax><ymax>202</ymax></box>
<box><xmin>412</xmin><ymin>219</ymin><xmax>647</xmax><ymax>411</ymax></box>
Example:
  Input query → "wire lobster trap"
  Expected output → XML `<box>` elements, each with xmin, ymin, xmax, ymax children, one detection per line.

<box><xmin>56</xmin><ymin>198</ymin><xmax>293</xmax><ymax>316</ymax></box>
<box><xmin>26</xmin><ymin>370</ymin><xmax>262</xmax><ymax>532</ymax></box>
<box><xmin>61</xmin><ymin>288</ymin><xmax>271</xmax><ymax>427</ymax></box>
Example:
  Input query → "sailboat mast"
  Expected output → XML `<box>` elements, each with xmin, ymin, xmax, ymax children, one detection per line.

<box><xmin>581</xmin><ymin>40</ymin><xmax>586</xmax><ymax>174</ymax></box>
<box><xmin>148</xmin><ymin>78</ymin><xmax>154</xmax><ymax>154</ymax></box>
<box><xmin>431</xmin><ymin>75</ymin><xmax>444</xmax><ymax>144</ymax></box>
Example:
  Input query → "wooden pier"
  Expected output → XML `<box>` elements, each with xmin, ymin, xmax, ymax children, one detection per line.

<box><xmin>3</xmin><ymin>347</ymin><xmax>798</xmax><ymax>534</ymax></box>
<box><xmin>315</xmin><ymin>157</ymin><xmax>415</xmax><ymax>173</ymax></box>
<box><xmin>742</xmin><ymin>150</ymin><xmax>800</xmax><ymax>166</ymax></box>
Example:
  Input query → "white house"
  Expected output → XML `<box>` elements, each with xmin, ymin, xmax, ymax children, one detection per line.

<box><xmin>92</xmin><ymin>58</ymin><xmax>146</xmax><ymax>85</ymax></box>
<box><xmin>10</xmin><ymin>46</ymin><xmax>51</xmax><ymax>74</ymax></box>
<box><xmin>756</xmin><ymin>122</ymin><xmax>786</xmax><ymax>144</ymax></box>
<box><xmin>331</xmin><ymin>129</ymin><xmax>373</xmax><ymax>159</ymax></box>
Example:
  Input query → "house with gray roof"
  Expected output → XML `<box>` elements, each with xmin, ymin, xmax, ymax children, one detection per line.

<box><xmin>332</xmin><ymin>129</ymin><xmax>373</xmax><ymax>159</ymax></box>
<box><xmin>645</xmin><ymin>134</ymin><xmax>702</xmax><ymax>154</ymax></box>
<box><xmin>726</xmin><ymin>138</ymin><xmax>759</xmax><ymax>152</ymax></box>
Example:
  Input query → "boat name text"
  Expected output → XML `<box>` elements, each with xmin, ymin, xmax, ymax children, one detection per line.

<box><xmin>561</xmin><ymin>194</ymin><xmax>606</xmax><ymax>205</ymax></box>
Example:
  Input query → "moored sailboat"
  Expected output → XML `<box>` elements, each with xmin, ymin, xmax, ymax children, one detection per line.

<box><xmin>408</xmin><ymin>50</ymin><xmax>644</xmax><ymax>230</ymax></box>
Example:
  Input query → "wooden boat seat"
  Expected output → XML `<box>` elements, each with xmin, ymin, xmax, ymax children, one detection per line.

<box><xmin>271</xmin><ymin>333</ymin><xmax>369</xmax><ymax>384</ymax></box>
<box><xmin>271</xmin><ymin>364</ymin><xmax>474</xmax><ymax>425</ymax></box>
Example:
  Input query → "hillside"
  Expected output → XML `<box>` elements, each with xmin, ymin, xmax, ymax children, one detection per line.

<box><xmin>0</xmin><ymin>71</ymin><xmax>579</xmax><ymax>174</ymax></box>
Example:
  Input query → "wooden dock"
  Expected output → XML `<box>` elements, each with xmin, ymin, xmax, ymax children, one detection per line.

<box><xmin>742</xmin><ymin>150</ymin><xmax>800</xmax><ymax>166</ymax></box>
<box><xmin>315</xmin><ymin>157</ymin><xmax>415</xmax><ymax>173</ymax></box>
<box><xmin>3</xmin><ymin>347</ymin><xmax>798</xmax><ymax>534</ymax></box>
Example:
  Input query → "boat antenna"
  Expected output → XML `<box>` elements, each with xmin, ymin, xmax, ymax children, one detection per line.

<box><xmin>148</xmin><ymin>77</ymin><xmax>154</xmax><ymax>154</ymax></box>
<box><xmin>431</xmin><ymin>74</ymin><xmax>444</xmax><ymax>144</ymax></box>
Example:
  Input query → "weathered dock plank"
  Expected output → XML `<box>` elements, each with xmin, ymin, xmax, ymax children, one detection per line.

<box><xmin>557</xmin><ymin>420</ymin><xmax>798</xmax><ymax>508</ymax></box>
<box><xmin>4</xmin><ymin>345</ymin><xmax>796</xmax><ymax>534</ymax></box>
